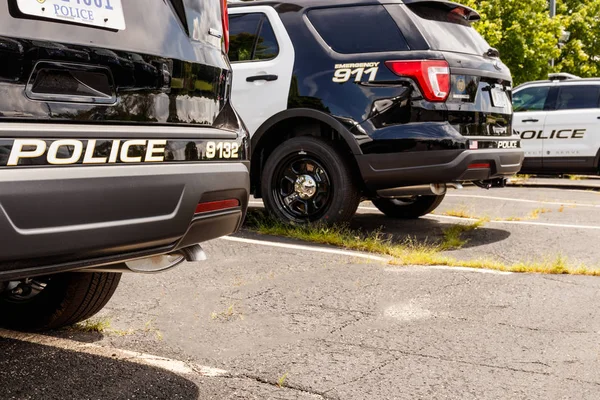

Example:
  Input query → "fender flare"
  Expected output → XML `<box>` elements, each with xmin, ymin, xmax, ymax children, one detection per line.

<box><xmin>250</xmin><ymin>108</ymin><xmax>363</xmax><ymax>156</ymax></box>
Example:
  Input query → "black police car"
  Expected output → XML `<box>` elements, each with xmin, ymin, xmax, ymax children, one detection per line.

<box><xmin>0</xmin><ymin>0</ymin><xmax>249</xmax><ymax>330</ymax></box>
<box><xmin>229</xmin><ymin>0</ymin><xmax>523</xmax><ymax>224</ymax></box>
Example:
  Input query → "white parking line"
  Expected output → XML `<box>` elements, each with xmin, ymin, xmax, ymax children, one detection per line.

<box><xmin>385</xmin><ymin>266</ymin><xmax>512</xmax><ymax>275</ymax></box>
<box><xmin>429</xmin><ymin>214</ymin><xmax>600</xmax><ymax>230</ymax></box>
<box><xmin>222</xmin><ymin>237</ymin><xmax>513</xmax><ymax>275</ymax></box>
<box><xmin>221</xmin><ymin>236</ymin><xmax>389</xmax><ymax>262</ymax></box>
<box><xmin>446</xmin><ymin>194</ymin><xmax>600</xmax><ymax>208</ymax></box>
<box><xmin>250</xmin><ymin>201</ymin><xmax>600</xmax><ymax>230</ymax></box>
<box><xmin>355</xmin><ymin>204</ymin><xmax>600</xmax><ymax>230</ymax></box>
<box><xmin>0</xmin><ymin>329</ymin><xmax>229</xmax><ymax>378</ymax></box>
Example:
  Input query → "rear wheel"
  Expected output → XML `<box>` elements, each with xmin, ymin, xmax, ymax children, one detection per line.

<box><xmin>0</xmin><ymin>271</ymin><xmax>121</xmax><ymax>331</ymax></box>
<box><xmin>262</xmin><ymin>136</ymin><xmax>360</xmax><ymax>224</ymax></box>
<box><xmin>372</xmin><ymin>194</ymin><xmax>445</xmax><ymax>219</ymax></box>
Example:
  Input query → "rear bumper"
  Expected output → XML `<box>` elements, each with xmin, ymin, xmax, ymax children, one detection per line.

<box><xmin>0</xmin><ymin>162</ymin><xmax>249</xmax><ymax>279</ymax></box>
<box><xmin>357</xmin><ymin>149</ymin><xmax>524</xmax><ymax>191</ymax></box>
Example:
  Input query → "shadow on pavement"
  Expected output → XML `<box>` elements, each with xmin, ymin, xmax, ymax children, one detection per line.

<box><xmin>350</xmin><ymin>211</ymin><xmax>511</xmax><ymax>249</ymax></box>
<box><xmin>0</xmin><ymin>337</ymin><xmax>199</xmax><ymax>399</ymax></box>
<box><xmin>246</xmin><ymin>206</ymin><xmax>511</xmax><ymax>250</ymax></box>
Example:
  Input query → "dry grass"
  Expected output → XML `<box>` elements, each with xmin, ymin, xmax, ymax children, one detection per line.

<box><xmin>439</xmin><ymin>221</ymin><xmax>484</xmax><ymax>250</ymax></box>
<box><xmin>211</xmin><ymin>304</ymin><xmax>243</xmax><ymax>321</ymax></box>
<box><xmin>143</xmin><ymin>319</ymin><xmax>164</xmax><ymax>341</ymax></box>
<box><xmin>277</xmin><ymin>372</ymin><xmax>289</xmax><ymax>388</ymax></box>
<box><xmin>442</xmin><ymin>208</ymin><xmax>479</xmax><ymax>219</ymax></box>
<box><xmin>567</xmin><ymin>175</ymin><xmax>583</xmax><ymax>181</ymax></box>
<box><xmin>71</xmin><ymin>318</ymin><xmax>111</xmax><ymax>333</ymax></box>
<box><xmin>527</xmin><ymin>208</ymin><xmax>551</xmax><ymax>220</ymax></box>
<box><xmin>446</xmin><ymin>207</ymin><xmax>553</xmax><ymax>222</ymax></box>
<box><xmin>246</xmin><ymin>211</ymin><xmax>599</xmax><ymax>276</ymax></box>
<box><xmin>390</xmin><ymin>253</ymin><xmax>594</xmax><ymax>275</ymax></box>
<box><xmin>498</xmin><ymin>216</ymin><xmax>523</xmax><ymax>221</ymax></box>
<box><xmin>513</xmin><ymin>174</ymin><xmax>532</xmax><ymax>181</ymax></box>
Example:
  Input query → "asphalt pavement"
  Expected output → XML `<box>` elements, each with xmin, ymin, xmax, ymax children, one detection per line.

<box><xmin>354</xmin><ymin>185</ymin><xmax>600</xmax><ymax>268</ymax></box>
<box><xmin>2</xmin><ymin>183</ymin><xmax>600</xmax><ymax>399</ymax></box>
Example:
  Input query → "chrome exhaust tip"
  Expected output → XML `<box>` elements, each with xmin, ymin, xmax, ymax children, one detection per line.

<box><xmin>179</xmin><ymin>244</ymin><xmax>207</xmax><ymax>262</ymax></box>
<box><xmin>87</xmin><ymin>245</ymin><xmax>207</xmax><ymax>273</ymax></box>
<box><xmin>377</xmin><ymin>183</ymin><xmax>447</xmax><ymax>198</ymax></box>
<box><xmin>447</xmin><ymin>182</ymin><xmax>464</xmax><ymax>190</ymax></box>
<box><xmin>124</xmin><ymin>253</ymin><xmax>186</xmax><ymax>273</ymax></box>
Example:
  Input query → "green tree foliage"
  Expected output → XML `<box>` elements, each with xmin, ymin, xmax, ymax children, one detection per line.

<box><xmin>461</xmin><ymin>0</ymin><xmax>562</xmax><ymax>85</ymax></box>
<box><xmin>555</xmin><ymin>0</ymin><xmax>600</xmax><ymax>77</ymax></box>
<box><xmin>461</xmin><ymin>0</ymin><xmax>600</xmax><ymax>84</ymax></box>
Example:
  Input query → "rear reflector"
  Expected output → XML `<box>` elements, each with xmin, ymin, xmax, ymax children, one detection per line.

<box><xmin>195</xmin><ymin>199</ymin><xmax>239</xmax><ymax>214</ymax></box>
<box><xmin>385</xmin><ymin>60</ymin><xmax>450</xmax><ymax>102</ymax></box>
<box><xmin>468</xmin><ymin>163</ymin><xmax>491</xmax><ymax>169</ymax></box>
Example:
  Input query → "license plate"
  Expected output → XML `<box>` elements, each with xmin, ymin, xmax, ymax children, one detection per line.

<box><xmin>16</xmin><ymin>0</ymin><xmax>126</xmax><ymax>30</ymax></box>
<box><xmin>490</xmin><ymin>87</ymin><xmax>507</xmax><ymax>108</ymax></box>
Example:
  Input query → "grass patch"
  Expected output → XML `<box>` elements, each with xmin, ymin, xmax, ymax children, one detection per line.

<box><xmin>245</xmin><ymin>211</ymin><xmax>599</xmax><ymax>276</ymax></box>
<box><xmin>527</xmin><ymin>208</ymin><xmax>551</xmax><ymax>220</ymax></box>
<box><xmin>71</xmin><ymin>318</ymin><xmax>111</xmax><ymax>333</ymax></box>
<box><xmin>390</xmin><ymin>253</ymin><xmax>594</xmax><ymax>275</ymax></box>
<box><xmin>439</xmin><ymin>220</ymin><xmax>483</xmax><ymax>250</ymax></box>
<box><xmin>442</xmin><ymin>207</ymin><xmax>552</xmax><ymax>222</ymax></box>
<box><xmin>442</xmin><ymin>208</ymin><xmax>479</xmax><ymax>219</ymax></box>
<box><xmin>497</xmin><ymin>216</ymin><xmax>522</xmax><ymax>221</ymax></box>
<box><xmin>277</xmin><ymin>372</ymin><xmax>289</xmax><ymax>388</ymax></box>
<box><xmin>143</xmin><ymin>319</ymin><xmax>164</xmax><ymax>341</ymax></box>
<box><xmin>248</xmin><ymin>211</ymin><xmax>401</xmax><ymax>256</ymax></box>
<box><xmin>211</xmin><ymin>304</ymin><xmax>243</xmax><ymax>322</ymax></box>
<box><xmin>567</xmin><ymin>175</ymin><xmax>583</xmax><ymax>181</ymax></box>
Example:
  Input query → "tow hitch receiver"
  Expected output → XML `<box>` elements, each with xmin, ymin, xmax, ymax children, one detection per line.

<box><xmin>474</xmin><ymin>178</ymin><xmax>506</xmax><ymax>189</ymax></box>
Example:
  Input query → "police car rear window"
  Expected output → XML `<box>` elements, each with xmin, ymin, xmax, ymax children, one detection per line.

<box><xmin>405</xmin><ymin>3</ymin><xmax>489</xmax><ymax>56</ymax></box>
<box><xmin>307</xmin><ymin>6</ymin><xmax>410</xmax><ymax>54</ymax></box>
<box><xmin>556</xmin><ymin>85</ymin><xmax>600</xmax><ymax>110</ymax></box>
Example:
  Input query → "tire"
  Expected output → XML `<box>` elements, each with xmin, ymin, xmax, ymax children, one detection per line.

<box><xmin>262</xmin><ymin>136</ymin><xmax>361</xmax><ymax>224</ymax></box>
<box><xmin>0</xmin><ymin>271</ymin><xmax>121</xmax><ymax>331</ymax></box>
<box><xmin>372</xmin><ymin>194</ymin><xmax>445</xmax><ymax>219</ymax></box>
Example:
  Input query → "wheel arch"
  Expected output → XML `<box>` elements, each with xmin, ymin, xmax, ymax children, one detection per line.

<box><xmin>595</xmin><ymin>147</ymin><xmax>600</xmax><ymax>173</ymax></box>
<box><xmin>250</xmin><ymin>108</ymin><xmax>364</xmax><ymax>197</ymax></box>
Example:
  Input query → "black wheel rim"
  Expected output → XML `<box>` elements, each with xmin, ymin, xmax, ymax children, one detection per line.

<box><xmin>272</xmin><ymin>153</ymin><xmax>333</xmax><ymax>222</ymax></box>
<box><xmin>2</xmin><ymin>278</ymin><xmax>49</xmax><ymax>303</ymax></box>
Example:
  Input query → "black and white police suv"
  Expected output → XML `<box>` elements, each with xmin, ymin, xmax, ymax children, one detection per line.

<box><xmin>0</xmin><ymin>0</ymin><xmax>250</xmax><ymax>330</ymax></box>
<box><xmin>513</xmin><ymin>73</ymin><xmax>600</xmax><ymax>175</ymax></box>
<box><xmin>228</xmin><ymin>0</ymin><xmax>523</xmax><ymax>224</ymax></box>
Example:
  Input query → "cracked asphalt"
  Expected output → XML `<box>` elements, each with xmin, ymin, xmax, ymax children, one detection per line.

<box><xmin>2</xmin><ymin>184</ymin><xmax>600</xmax><ymax>399</ymax></box>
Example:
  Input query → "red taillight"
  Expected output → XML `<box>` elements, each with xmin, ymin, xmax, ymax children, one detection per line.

<box><xmin>220</xmin><ymin>0</ymin><xmax>229</xmax><ymax>53</ymax></box>
<box><xmin>195</xmin><ymin>199</ymin><xmax>239</xmax><ymax>214</ymax></box>
<box><xmin>385</xmin><ymin>60</ymin><xmax>450</xmax><ymax>102</ymax></box>
<box><xmin>468</xmin><ymin>163</ymin><xmax>491</xmax><ymax>169</ymax></box>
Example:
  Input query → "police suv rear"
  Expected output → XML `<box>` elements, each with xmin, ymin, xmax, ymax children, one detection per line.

<box><xmin>228</xmin><ymin>0</ymin><xmax>523</xmax><ymax>224</ymax></box>
<box><xmin>0</xmin><ymin>0</ymin><xmax>249</xmax><ymax>330</ymax></box>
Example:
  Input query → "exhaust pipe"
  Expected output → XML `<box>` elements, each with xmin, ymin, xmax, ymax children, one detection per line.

<box><xmin>377</xmin><ymin>183</ymin><xmax>447</xmax><ymax>198</ymax></box>
<box><xmin>179</xmin><ymin>244</ymin><xmax>207</xmax><ymax>262</ymax></box>
<box><xmin>87</xmin><ymin>244</ymin><xmax>206</xmax><ymax>273</ymax></box>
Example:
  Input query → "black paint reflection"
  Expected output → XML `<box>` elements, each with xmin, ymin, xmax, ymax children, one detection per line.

<box><xmin>0</xmin><ymin>37</ymin><xmax>229</xmax><ymax>126</ymax></box>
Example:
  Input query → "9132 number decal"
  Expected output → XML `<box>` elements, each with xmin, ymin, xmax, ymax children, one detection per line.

<box><xmin>205</xmin><ymin>141</ymin><xmax>240</xmax><ymax>159</ymax></box>
<box><xmin>332</xmin><ymin>62</ymin><xmax>380</xmax><ymax>83</ymax></box>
